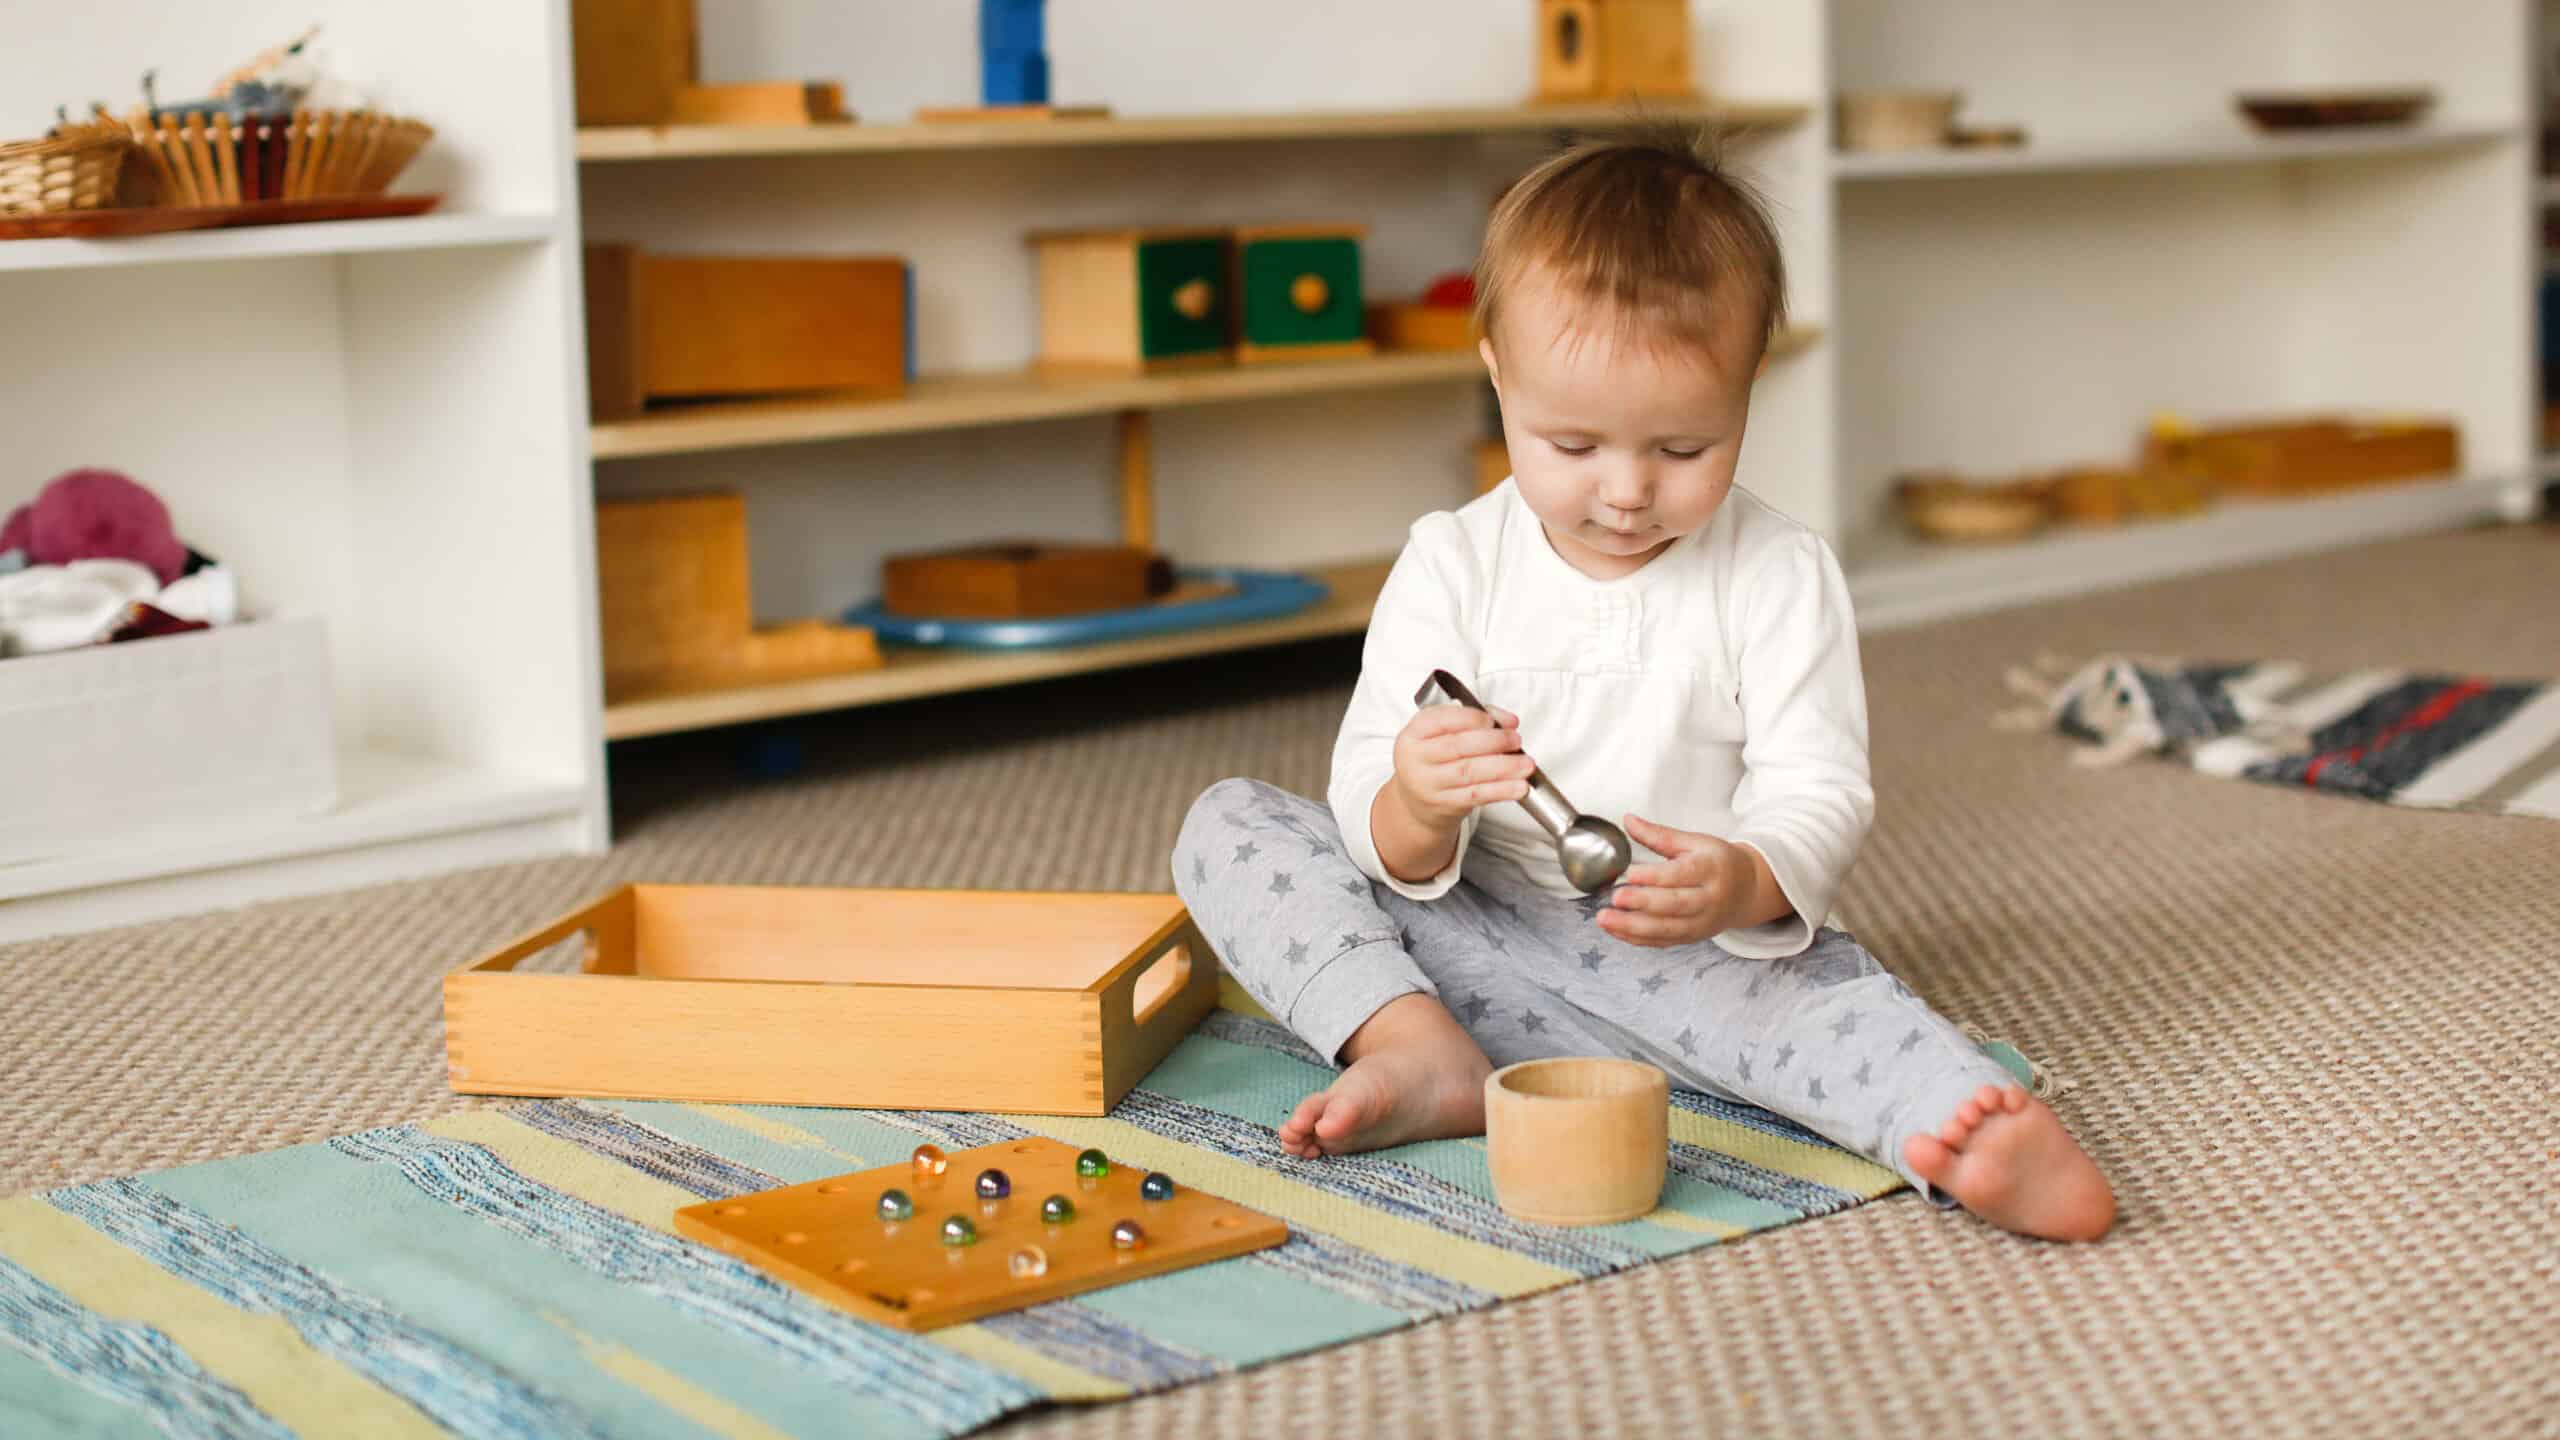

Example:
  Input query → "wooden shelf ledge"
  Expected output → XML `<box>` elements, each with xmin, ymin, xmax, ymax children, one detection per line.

<box><xmin>578</xmin><ymin>100</ymin><xmax>1812</xmax><ymax>162</ymax></box>
<box><xmin>591</xmin><ymin>325</ymin><xmax>1819</xmax><ymax>460</ymax></box>
<box><xmin>603</xmin><ymin>558</ymin><xmax>1393</xmax><ymax>740</ymax></box>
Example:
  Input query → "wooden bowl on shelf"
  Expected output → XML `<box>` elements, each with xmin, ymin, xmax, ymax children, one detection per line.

<box><xmin>1893</xmin><ymin>471</ymin><xmax>2052</xmax><ymax>542</ymax></box>
<box><xmin>1836</xmin><ymin>91</ymin><xmax>1962</xmax><ymax>152</ymax></box>
<box><xmin>2235</xmin><ymin>89</ymin><xmax>2434</xmax><ymax>131</ymax></box>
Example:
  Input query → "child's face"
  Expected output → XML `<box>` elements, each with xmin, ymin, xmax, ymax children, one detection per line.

<box><xmin>1481</xmin><ymin>271</ymin><xmax>1759</xmax><ymax>581</ymax></box>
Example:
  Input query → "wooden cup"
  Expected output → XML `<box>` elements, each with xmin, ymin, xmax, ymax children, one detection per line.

<box><xmin>1484</xmin><ymin>1057</ymin><xmax>1670</xmax><ymax>1226</ymax></box>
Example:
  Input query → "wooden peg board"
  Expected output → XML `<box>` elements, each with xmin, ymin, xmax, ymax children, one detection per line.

<box><xmin>673</xmin><ymin>1137</ymin><xmax>1287</xmax><ymax>1330</ymax></box>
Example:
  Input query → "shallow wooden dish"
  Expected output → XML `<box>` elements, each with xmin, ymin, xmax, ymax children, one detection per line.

<box><xmin>1837</xmin><ymin>90</ymin><xmax>1961</xmax><ymax>152</ymax></box>
<box><xmin>1485</xmin><ymin>1057</ymin><xmax>1669</xmax><ymax>1226</ymax></box>
<box><xmin>1894</xmin><ymin>472</ymin><xmax>2052</xmax><ymax>542</ymax></box>
<box><xmin>444</xmin><ymin>885</ymin><xmax>1218</xmax><ymax>1115</ymax></box>
<box><xmin>2235</xmin><ymin>90</ymin><xmax>2434</xmax><ymax>130</ymax></box>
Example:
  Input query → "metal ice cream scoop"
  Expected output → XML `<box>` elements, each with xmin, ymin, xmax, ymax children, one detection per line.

<box><xmin>1416</xmin><ymin>669</ymin><xmax>1632</xmax><ymax>895</ymax></box>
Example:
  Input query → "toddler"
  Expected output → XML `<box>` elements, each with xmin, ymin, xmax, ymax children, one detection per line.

<box><xmin>1174</xmin><ymin>135</ymin><xmax>2112</xmax><ymax>1241</ymax></box>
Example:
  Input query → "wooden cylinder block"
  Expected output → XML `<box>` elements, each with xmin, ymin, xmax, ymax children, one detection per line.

<box><xmin>1484</xmin><ymin>1057</ymin><xmax>1669</xmax><ymax>1225</ymax></box>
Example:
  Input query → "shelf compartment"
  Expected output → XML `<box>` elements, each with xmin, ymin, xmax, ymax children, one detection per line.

<box><xmin>577</xmin><ymin>100</ymin><xmax>1812</xmax><ymax>162</ymax></box>
<box><xmin>603</xmin><ymin>558</ymin><xmax>1392</xmax><ymax>739</ymax></box>
<box><xmin>1832</xmin><ymin>123</ymin><xmax>2516</xmax><ymax>181</ymax></box>
<box><xmin>1846</xmin><ymin>472</ymin><xmax>2519</xmax><ymax>632</ymax></box>
<box><xmin>0</xmin><ymin>211</ymin><xmax>559</xmax><ymax>274</ymax></box>
<box><xmin>592</xmin><ymin>325</ymin><xmax>1819</xmax><ymax>459</ymax></box>
<box><xmin>0</xmin><ymin>744</ymin><xmax>587</xmax><ymax>908</ymax></box>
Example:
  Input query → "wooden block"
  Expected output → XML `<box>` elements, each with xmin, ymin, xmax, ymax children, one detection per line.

<box><xmin>667</xmin><ymin>82</ymin><xmax>851</xmax><ymax>126</ymax></box>
<box><xmin>583</xmin><ymin>247</ymin><xmax>910</xmax><ymax>416</ymax></box>
<box><xmin>444</xmin><ymin>886</ymin><xmax>1224</xmax><ymax>1115</ymax></box>
<box><xmin>595</xmin><ymin>494</ymin><xmax>882</xmax><ymax>701</ymax></box>
<box><xmin>884</xmin><ymin>543</ymin><xmax>1169</xmax><ymax>620</ymax></box>
<box><xmin>2145</xmin><ymin>417</ymin><xmax>2460</xmax><ymax>495</ymax></box>
<box><xmin>1535</xmin><ymin>0</ymin><xmax>1697</xmax><ymax>105</ymax></box>
<box><xmin>1030</xmin><ymin>227</ymin><xmax>1231</xmax><ymax>372</ymax></box>
<box><xmin>672</xmin><ymin>1137</ymin><xmax>1288</xmax><ymax>1331</ymax></box>
<box><xmin>572</xmin><ymin>0</ymin><xmax>698</xmax><ymax>126</ymax></box>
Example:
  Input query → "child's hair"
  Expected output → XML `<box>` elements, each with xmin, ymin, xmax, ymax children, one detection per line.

<box><xmin>1472</xmin><ymin>129</ymin><xmax>1787</xmax><ymax>365</ymax></box>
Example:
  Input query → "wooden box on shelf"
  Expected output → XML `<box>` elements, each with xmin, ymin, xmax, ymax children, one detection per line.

<box><xmin>884</xmin><ymin>542</ymin><xmax>1171</xmax><ymax>620</ymax></box>
<box><xmin>1030</xmin><ymin>226</ymin><xmax>1233</xmax><ymax>372</ymax></box>
<box><xmin>583</xmin><ymin>245</ymin><xmax>911</xmax><ymax>418</ymax></box>
<box><xmin>1233</xmin><ymin>224</ymin><xmax>1372</xmax><ymax>364</ymax></box>
<box><xmin>571</xmin><ymin>0</ymin><xmax>699</xmax><ymax>126</ymax></box>
<box><xmin>443</xmin><ymin>884</ymin><xmax>1221</xmax><ymax>1114</ymax></box>
<box><xmin>1534</xmin><ymin>0</ymin><xmax>1696</xmax><ymax>105</ymax></box>
<box><xmin>596</xmin><ymin>493</ymin><xmax>879</xmax><ymax>702</ymax></box>
<box><xmin>1369</xmin><ymin>301</ymin><xmax>1478</xmax><ymax>353</ymax></box>
<box><xmin>2144</xmin><ymin>417</ymin><xmax>2460</xmax><ymax>495</ymax></box>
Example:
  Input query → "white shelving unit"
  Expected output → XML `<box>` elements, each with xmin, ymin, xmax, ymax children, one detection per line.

<box><xmin>1</xmin><ymin>0</ymin><xmax>605</xmax><ymax>941</ymax></box>
<box><xmin>5</xmin><ymin>0</ymin><xmax>2544</xmax><ymax>937</ymax></box>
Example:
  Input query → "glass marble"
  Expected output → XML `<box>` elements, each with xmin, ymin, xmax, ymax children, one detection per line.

<box><xmin>1008</xmin><ymin>1245</ymin><xmax>1049</xmax><ymax>1280</ymax></box>
<box><xmin>910</xmin><ymin>1144</ymin><xmax>948</xmax><ymax>1177</ymax></box>
<box><xmin>1140</xmin><ymin>1172</ymin><xmax>1176</xmax><ymax>1202</ymax></box>
<box><xmin>939</xmin><ymin>1215</ymin><xmax>978</xmax><ymax>1247</ymax></box>
<box><xmin>1110</xmin><ymin>1219</ymin><xmax>1146</xmax><ymax>1250</ymax></box>
<box><xmin>1074</xmin><ymin>1148</ymin><xmax>1110</xmax><ymax>1178</ymax></box>
<box><xmin>876</xmin><ymin>1188</ymin><xmax>914</xmax><ymax>1222</ymax></box>
<box><xmin>1039</xmin><ymin>1194</ymin><xmax>1076</xmax><ymax>1224</ymax></box>
<box><xmin>974</xmin><ymin>1168</ymin><xmax>1011</xmax><ymax>1200</ymax></box>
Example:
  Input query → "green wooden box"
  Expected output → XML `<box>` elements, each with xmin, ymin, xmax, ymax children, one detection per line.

<box><xmin>1233</xmin><ymin>224</ymin><xmax>1373</xmax><ymax>364</ymax></box>
<box><xmin>1031</xmin><ymin>226</ymin><xmax>1233</xmax><ymax>372</ymax></box>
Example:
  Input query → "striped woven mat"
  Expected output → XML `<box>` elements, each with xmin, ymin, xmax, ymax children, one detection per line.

<box><xmin>2027</xmin><ymin>656</ymin><xmax>2560</xmax><ymax>815</ymax></box>
<box><xmin>0</xmin><ymin>981</ymin><xmax>2026</xmax><ymax>1438</ymax></box>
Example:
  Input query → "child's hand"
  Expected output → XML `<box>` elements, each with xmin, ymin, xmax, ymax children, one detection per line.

<box><xmin>1389</xmin><ymin>702</ymin><xmax>1534</xmax><ymax>830</ymax></box>
<box><xmin>1598</xmin><ymin>815</ymin><xmax>1777</xmax><ymax>947</ymax></box>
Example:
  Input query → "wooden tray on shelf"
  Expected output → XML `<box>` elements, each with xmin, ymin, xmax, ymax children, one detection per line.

<box><xmin>2235</xmin><ymin>90</ymin><xmax>2434</xmax><ymax>131</ymax></box>
<box><xmin>0</xmin><ymin>193</ymin><xmax>440</xmax><ymax>242</ymax></box>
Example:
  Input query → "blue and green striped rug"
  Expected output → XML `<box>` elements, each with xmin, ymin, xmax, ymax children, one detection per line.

<box><xmin>0</xmin><ymin>983</ymin><xmax>2025</xmax><ymax>1437</ymax></box>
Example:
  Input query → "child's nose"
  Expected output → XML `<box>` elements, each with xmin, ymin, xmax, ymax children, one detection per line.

<box><xmin>1598</xmin><ymin>461</ymin><xmax>1652</xmax><ymax>512</ymax></box>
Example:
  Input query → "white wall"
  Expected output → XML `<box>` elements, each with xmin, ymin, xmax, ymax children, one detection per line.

<box><xmin>594</xmin><ymin>1</ymin><xmax>1829</xmax><ymax>622</ymax></box>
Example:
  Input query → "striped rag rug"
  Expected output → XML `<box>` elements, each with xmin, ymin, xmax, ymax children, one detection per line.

<box><xmin>0</xmin><ymin>982</ymin><xmax>2028</xmax><ymax>1439</ymax></box>
<box><xmin>2029</xmin><ymin>655</ymin><xmax>2560</xmax><ymax>816</ymax></box>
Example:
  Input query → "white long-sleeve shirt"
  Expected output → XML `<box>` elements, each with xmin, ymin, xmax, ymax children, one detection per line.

<box><xmin>1327</xmin><ymin>479</ymin><xmax>1874</xmax><ymax>959</ymax></box>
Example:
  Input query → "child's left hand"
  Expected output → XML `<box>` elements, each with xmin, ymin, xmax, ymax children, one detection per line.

<box><xmin>1597</xmin><ymin>815</ymin><xmax>1778</xmax><ymax>947</ymax></box>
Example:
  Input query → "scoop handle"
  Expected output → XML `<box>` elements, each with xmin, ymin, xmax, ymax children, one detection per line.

<box><xmin>1416</xmin><ymin>669</ymin><xmax>1579</xmax><ymax>840</ymax></box>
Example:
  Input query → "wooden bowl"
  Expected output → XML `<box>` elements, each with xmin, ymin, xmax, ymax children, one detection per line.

<box><xmin>1484</xmin><ymin>1057</ymin><xmax>1669</xmax><ymax>1226</ymax></box>
<box><xmin>1893</xmin><ymin>471</ymin><xmax>2053</xmax><ymax>542</ymax></box>
<box><xmin>1836</xmin><ymin>90</ymin><xmax>1962</xmax><ymax>152</ymax></box>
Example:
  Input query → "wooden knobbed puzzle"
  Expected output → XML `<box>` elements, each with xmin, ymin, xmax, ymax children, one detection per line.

<box><xmin>674</xmin><ymin>1137</ymin><xmax>1287</xmax><ymax>1330</ymax></box>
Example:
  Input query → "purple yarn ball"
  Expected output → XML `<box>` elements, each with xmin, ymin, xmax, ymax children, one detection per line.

<box><xmin>27</xmin><ymin>469</ymin><xmax>187</xmax><ymax>584</ymax></box>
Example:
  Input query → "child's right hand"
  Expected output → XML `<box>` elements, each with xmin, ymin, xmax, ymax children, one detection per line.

<box><xmin>1390</xmin><ymin>702</ymin><xmax>1535</xmax><ymax>829</ymax></box>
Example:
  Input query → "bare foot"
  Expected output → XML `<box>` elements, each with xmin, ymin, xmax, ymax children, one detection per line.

<box><xmin>1277</xmin><ymin>994</ymin><xmax>1492</xmax><ymax>1158</ymax></box>
<box><xmin>1904</xmin><ymin>1083</ymin><xmax>2116</xmax><ymax>1242</ymax></box>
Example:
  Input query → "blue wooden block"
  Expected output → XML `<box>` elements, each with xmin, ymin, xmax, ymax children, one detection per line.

<box><xmin>982</xmin><ymin>51</ymin><xmax>1049</xmax><ymax>107</ymax></box>
<box><xmin>980</xmin><ymin>0</ymin><xmax>1045</xmax><ymax>56</ymax></box>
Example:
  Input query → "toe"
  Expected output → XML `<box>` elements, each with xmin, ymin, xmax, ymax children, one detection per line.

<box><xmin>1999</xmin><ymin>1084</ymin><xmax>2030</xmax><ymax>1113</ymax></box>
<box><xmin>1313</xmin><ymin>1087</ymin><xmax>1367</xmax><ymax>1144</ymax></box>
<box><xmin>1904</xmin><ymin>1133</ymin><xmax>1955</xmax><ymax>1187</ymax></box>
<box><xmin>1958</xmin><ymin>1097</ymin><xmax>1985</xmax><ymax>1126</ymax></box>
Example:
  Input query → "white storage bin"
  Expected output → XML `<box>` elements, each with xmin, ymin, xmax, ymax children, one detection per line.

<box><xmin>0</xmin><ymin>618</ymin><xmax>337</xmax><ymax>867</ymax></box>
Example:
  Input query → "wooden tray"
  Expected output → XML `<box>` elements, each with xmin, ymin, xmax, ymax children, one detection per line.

<box><xmin>674</xmin><ymin>1136</ymin><xmax>1287</xmax><ymax>1330</ymax></box>
<box><xmin>444</xmin><ymin>885</ymin><xmax>1219</xmax><ymax>1114</ymax></box>
<box><xmin>0</xmin><ymin>193</ymin><xmax>440</xmax><ymax>241</ymax></box>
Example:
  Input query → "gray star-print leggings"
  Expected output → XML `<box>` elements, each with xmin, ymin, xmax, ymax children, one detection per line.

<box><xmin>1173</xmin><ymin>779</ymin><xmax>2018</xmax><ymax>1196</ymax></box>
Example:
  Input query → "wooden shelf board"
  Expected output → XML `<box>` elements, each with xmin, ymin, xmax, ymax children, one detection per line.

<box><xmin>0</xmin><ymin>211</ymin><xmax>559</xmax><ymax>274</ymax></box>
<box><xmin>603</xmin><ymin>558</ymin><xmax>1393</xmax><ymax>739</ymax></box>
<box><xmin>1832</xmin><ymin>123</ymin><xmax>2518</xmax><ymax>181</ymax></box>
<box><xmin>591</xmin><ymin>325</ymin><xmax>1818</xmax><ymax>459</ymax></box>
<box><xmin>577</xmin><ymin>100</ymin><xmax>1811</xmax><ymax>161</ymax></box>
<box><xmin>0</xmin><ymin>744</ymin><xmax>587</xmax><ymax>907</ymax></box>
<box><xmin>1845</xmin><ymin>472</ymin><xmax>2521</xmax><ymax>632</ymax></box>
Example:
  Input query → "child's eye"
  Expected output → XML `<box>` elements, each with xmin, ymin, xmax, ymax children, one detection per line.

<box><xmin>1549</xmin><ymin>441</ymin><xmax>1595</xmax><ymax>457</ymax></box>
<box><xmin>1660</xmin><ymin>447</ymin><xmax>1705</xmax><ymax>460</ymax></box>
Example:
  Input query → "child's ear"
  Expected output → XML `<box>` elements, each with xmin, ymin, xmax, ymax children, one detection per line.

<box><xmin>1477</xmin><ymin>337</ymin><xmax>1501</xmax><ymax>389</ymax></box>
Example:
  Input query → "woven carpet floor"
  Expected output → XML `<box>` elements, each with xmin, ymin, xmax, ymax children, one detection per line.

<box><xmin>7</xmin><ymin>524</ymin><xmax>2556</xmax><ymax>1437</ymax></box>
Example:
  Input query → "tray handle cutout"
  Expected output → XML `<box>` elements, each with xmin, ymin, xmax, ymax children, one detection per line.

<box><xmin>461</xmin><ymin>889</ymin><xmax>637</xmax><ymax>977</ymax></box>
<box><xmin>1130</xmin><ymin>939</ymin><xmax>1191</xmax><ymax>1028</ymax></box>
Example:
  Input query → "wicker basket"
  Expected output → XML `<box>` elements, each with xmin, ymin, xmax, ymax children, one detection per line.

<box><xmin>0</xmin><ymin>121</ymin><xmax>131</xmax><ymax>217</ymax></box>
<box><xmin>121</xmin><ymin>109</ymin><xmax>433</xmax><ymax>207</ymax></box>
